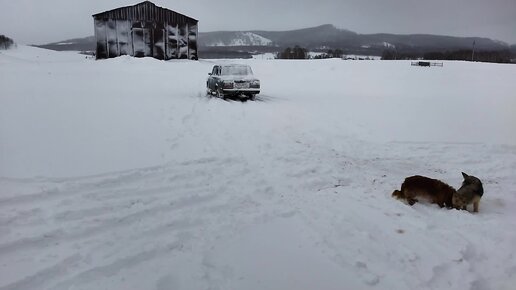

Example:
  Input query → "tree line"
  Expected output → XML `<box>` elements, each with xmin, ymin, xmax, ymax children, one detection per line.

<box><xmin>276</xmin><ymin>46</ymin><xmax>346</xmax><ymax>59</ymax></box>
<box><xmin>277</xmin><ymin>46</ymin><xmax>513</xmax><ymax>63</ymax></box>
<box><xmin>313</xmin><ymin>49</ymin><xmax>344</xmax><ymax>59</ymax></box>
<box><xmin>277</xmin><ymin>46</ymin><xmax>308</xmax><ymax>59</ymax></box>
<box><xmin>423</xmin><ymin>50</ymin><xmax>511</xmax><ymax>63</ymax></box>
<box><xmin>0</xmin><ymin>35</ymin><xmax>15</xmax><ymax>50</ymax></box>
<box><xmin>382</xmin><ymin>48</ymin><xmax>512</xmax><ymax>63</ymax></box>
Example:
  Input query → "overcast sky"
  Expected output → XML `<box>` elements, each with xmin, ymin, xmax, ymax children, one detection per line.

<box><xmin>1</xmin><ymin>0</ymin><xmax>515</xmax><ymax>45</ymax></box>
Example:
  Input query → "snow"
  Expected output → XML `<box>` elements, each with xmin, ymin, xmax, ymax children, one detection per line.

<box><xmin>1</xmin><ymin>46</ymin><xmax>516</xmax><ymax>290</ymax></box>
<box><xmin>344</xmin><ymin>54</ymin><xmax>381</xmax><ymax>60</ymax></box>
<box><xmin>382</xmin><ymin>41</ymin><xmax>396</xmax><ymax>48</ymax></box>
<box><xmin>251</xmin><ymin>53</ymin><xmax>276</xmax><ymax>60</ymax></box>
<box><xmin>307</xmin><ymin>51</ymin><xmax>326</xmax><ymax>58</ymax></box>
<box><xmin>239</xmin><ymin>32</ymin><xmax>273</xmax><ymax>46</ymax></box>
<box><xmin>208</xmin><ymin>32</ymin><xmax>272</xmax><ymax>47</ymax></box>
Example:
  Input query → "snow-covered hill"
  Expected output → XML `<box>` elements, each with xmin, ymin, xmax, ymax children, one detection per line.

<box><xmin>36</xmin><ymin>25</ymin><xmax>510</xmax><ymax>56</ymax></box>
<box><xmin>1</xmin><ymin>46</ymin><xmax>516</xmax><ymax>290</ymax></box>
<box><xmin>203</xmin><ymin>31</ymin><xmax>273</xmax><ymax>47</ymax></box>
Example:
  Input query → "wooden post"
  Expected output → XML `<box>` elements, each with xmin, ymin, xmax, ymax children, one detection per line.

<box><xmin>472</xmin><ymin>40</ymin><xmax>476</xmax><ymax>61</ymax></box>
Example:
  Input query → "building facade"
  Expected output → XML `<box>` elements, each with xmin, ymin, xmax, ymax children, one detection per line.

<box><xmin>93</xmin><ymin>1</ymin><xmax>198</xmax><ymax>60</ymax></box>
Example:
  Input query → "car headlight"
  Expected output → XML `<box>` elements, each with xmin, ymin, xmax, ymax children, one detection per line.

<box><xmin>251</xmin><ymin>80</ymin><xmax>260</xmax><ymax>87</ymax></box>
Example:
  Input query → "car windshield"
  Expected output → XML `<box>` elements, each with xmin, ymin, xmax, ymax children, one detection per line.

<box><xmin>221</xmin><ymin>65</ymin><xmax>252</xmax><ymax>76</ymax></box>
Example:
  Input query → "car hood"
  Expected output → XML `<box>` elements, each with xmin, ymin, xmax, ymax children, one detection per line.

<box><xmin>219</xmin><ymin>75</ymin><xmax>257</xmax><ymax>81</ymax></box>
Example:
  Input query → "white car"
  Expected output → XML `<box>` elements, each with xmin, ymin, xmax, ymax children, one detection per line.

<box><xmin>207</xmin><ymin>64</ymin><xmax>260</xmax><ymax>100</ymax></box>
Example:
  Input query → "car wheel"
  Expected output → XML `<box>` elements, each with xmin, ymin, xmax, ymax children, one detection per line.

<box><xmin>216</xmin><ymin>89</ymin><xmax>226</xmax><ymax>100</ymax></box>
<box><xmin>249</xmin><ymin>94</ymin><xmax>256</xmax><ymax>101</ymax></box>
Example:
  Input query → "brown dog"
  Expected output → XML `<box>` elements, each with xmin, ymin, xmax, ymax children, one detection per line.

<box><xmin>392</xmin><ymin>175</ymin><xmax>455</xmax><ymax>208</ymax></box>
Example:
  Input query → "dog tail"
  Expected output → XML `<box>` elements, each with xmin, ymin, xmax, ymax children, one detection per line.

<box><xmin>392</xmin><ymin>189</ymin><xmax>404</xmax><ymax>199</ymax></box>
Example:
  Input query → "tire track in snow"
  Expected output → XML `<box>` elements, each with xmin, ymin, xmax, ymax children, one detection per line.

<box><xmin>0</xmin><ymin>254</ymin><xmax>82</xmax><ymax>290</ymax></box>
<box><xmin>1</xmin><ymin>156</ymin><xmax>244</xmax><ymax>241</ymax></box>
<box><xmin>0</xmin><ymin>193</ymin><xmax>218</xmax><ymax>256</ymax></box>
<box><xmin>47</xmin><ymin>242</ymin><xmax>182</xmax><ymax>290</ymax></box>
<box><xmin>0</xmin><ymin>169</ymin><xmax>160</xmax><ymax>207</ymax></box>
<box><xmin>0</xmin><ymin>156</ymin><xmax>224</xmax><ymax>208</ymax></box>
<box><xmin>1</xmin><ymin>154</ymin><xmax>278</xmax><ymax>290</ymax></box>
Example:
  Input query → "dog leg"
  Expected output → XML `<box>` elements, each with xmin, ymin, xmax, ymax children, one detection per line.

<box><xmin>473</xmin><ymin>201</ymin><xmax>479</xmax><ymax>212</ymax></box>
<box><xmin>407</xmin><ymin>198</ymin><xmax>418</xmax><ymax>206</ymax></box>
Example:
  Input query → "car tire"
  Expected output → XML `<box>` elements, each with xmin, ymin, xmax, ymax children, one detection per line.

<box><xmin>216</xmin><ymin>89</ymin><xmax>226</xmax><ymax>100</ymax></box>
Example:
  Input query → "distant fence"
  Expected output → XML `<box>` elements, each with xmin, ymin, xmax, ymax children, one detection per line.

<box><xmin>411</xmin><ymin>61</ymin><xmax>443</xmax><ymax>67</ymax></box>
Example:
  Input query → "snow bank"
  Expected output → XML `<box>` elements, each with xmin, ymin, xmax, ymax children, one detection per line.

<box><xmin>1</xmin><ymin>46</ymin><xmax>516</xmax><ymax>290</ymax></box>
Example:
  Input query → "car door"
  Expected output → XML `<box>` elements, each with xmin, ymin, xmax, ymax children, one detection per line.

<box><xmin>208</xmin><ymin>66</ymin><xmax>215</xmax><ymax>90</ymax></box>
<box><xmin>208</xmin><ymin>66</ymin><xmax>220</xmax><ymax>91</ymax></box>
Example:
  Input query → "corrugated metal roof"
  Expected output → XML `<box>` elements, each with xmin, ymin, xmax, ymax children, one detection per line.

<box><xmin>92</xmin><ymin>1</ymin><xmax>197</xmax><ymax>24</ymax></box>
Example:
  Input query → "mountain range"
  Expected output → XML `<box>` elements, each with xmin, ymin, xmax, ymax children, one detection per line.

<box><xmin>36</xmin><ymin>24</ymin><xmax>515</xmax><ymax>58</ymax></box>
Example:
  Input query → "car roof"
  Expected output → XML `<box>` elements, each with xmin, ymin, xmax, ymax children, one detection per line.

<box><xmin>218</xmin><ymin>64</ymin><xmax>250</xmax><ymax>68</ymax></box>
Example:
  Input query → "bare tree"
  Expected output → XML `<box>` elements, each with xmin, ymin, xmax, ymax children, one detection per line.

<box><xmin>0</xmin><ymin>35</ymin><xmax>15</xmax><ymax>50</ymax></box>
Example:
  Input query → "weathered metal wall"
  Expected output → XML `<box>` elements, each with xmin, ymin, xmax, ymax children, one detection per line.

<box><xmin>93</xmin><ymin>1</ymin><xmax>198</xmax><ymax>60</ymax></box>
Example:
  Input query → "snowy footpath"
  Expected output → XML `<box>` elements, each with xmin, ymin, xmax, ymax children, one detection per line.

<box><xmin>1</xmin><ymin>46</ymin><xmax>516</xmax><ymax>290</ymax></box>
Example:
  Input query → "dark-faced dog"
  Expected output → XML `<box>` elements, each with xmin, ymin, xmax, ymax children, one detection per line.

<box><xmin>392</xmin><ymin>175</ymin><xmax>455</xmax><ymax>208</ymax></box>
<box><xmin>452</xmin><ymin>172</ymin><xmax>484</xmax><ymax>212</ymax></box>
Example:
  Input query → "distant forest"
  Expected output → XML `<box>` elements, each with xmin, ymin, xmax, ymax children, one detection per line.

<box><xmin>382</xmin><ymin>49</ymin><xmax>513</xmax><ymax>63</ymax></box>
<box><xmin>0</xmin><ymin>35</ymin><xmax>15</xmax><ymax>50</ymax></box>
<box><xmin>274</xmin><ymin>46</ymin><xmax>514</xmax><ymax>63</ymax></box>
<box><xmin>277</xmin><ymin>46</ymin><xmax>308</xmax><ymax>59</ymax></box>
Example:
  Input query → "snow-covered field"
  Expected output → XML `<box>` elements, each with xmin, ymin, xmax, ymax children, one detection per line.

<box><xmin>1</xmin><ymin>46</ymin><xmax>516</xmax><ymax>290</ymax></box>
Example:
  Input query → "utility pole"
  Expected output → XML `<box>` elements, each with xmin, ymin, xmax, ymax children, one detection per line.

<box><xmin>472</xmin><ymin>40</ymin><xmax>476</xmax><ymax>61</ymax></box>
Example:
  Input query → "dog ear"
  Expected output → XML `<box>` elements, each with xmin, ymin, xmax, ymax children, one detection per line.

<box><xmin>461</xmin><ymin>172</ymin><xmax>469</xmax><ymax>179</ymax></box>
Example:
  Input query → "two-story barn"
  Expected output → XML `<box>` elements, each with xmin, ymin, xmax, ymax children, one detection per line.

<box><xmin>93</xmin><ymin>1</ymin><xmax>198</xmax><ymax>60</ymax></box>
